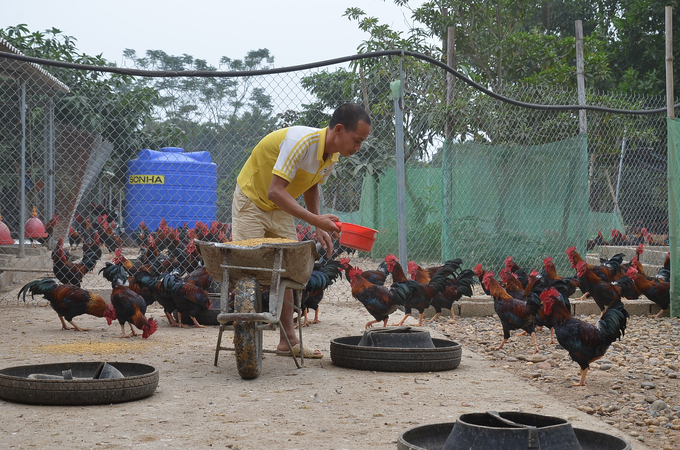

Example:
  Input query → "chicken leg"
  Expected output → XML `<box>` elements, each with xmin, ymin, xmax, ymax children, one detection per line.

<box><xmin>118</xmin><ymin>323</ymin><xmax>138</xmax><ymax>338</ymax></box>
<box><xmin>365</xmin><ymin>318</ymin><xmax>388</xmax><ymax>329</ymax></box>
<box><xmin>391</xmin><ymin>313</ymin><xmax>411</xmax><ymax>327</ymax></box>
<box><xmin>573</xmin><ymin>367</ymin><xmax>589</xmax><ymax>386</ymax></box>
<box><xmin>59</xmin><ymin>315</ymin><xmax>88</xmax><ymax>331</ymax></box>
<box><xmin>651</xmin><ymin>308</ymin><xmax>667</xmax><ymax>318</ymax></box>
<box><xmin>68</xmin><ymin>320</ymin><xmax>88</xmax><ymax>332</ymax></box>
<box><xmin>164</xmin><ymin>311</ymin><xmax>179</xmax><ymax>327</ymax></box>
<box><xmin>428</xmin><ymin>312</ymin><xmax>442</xmax><ymax>322</ymax></box>
<box><xmin>496</xmin><ymin>331</ymin><xmax>538</xmax><ymax>354</ymax></box>
<box><xmin>177</xmin><ymin>312</ymin><xmax>205</xmax><ymax>328</ymax></box>
<box><xmin>294</xmin><ymin>308</ymin><xmax>309</xmax><ymax>329</ymax></box>
<box><xmin>58</xmin><ymin>315</ymin><xmax>73</xmax><ymax>330</ymax></box>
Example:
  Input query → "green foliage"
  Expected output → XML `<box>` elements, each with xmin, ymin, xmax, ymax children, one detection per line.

<box><xmin>502</xmin><ymin>32</ymin><xmax>610</xmax><ymax>89</ymax></box>
<box><xmin>610</xmin><ymin>0</ymin><xmax>680</xmax><ymax>96</ymax></box>
<box><xmin>122</xmin><ymin>48</ymin><xmax>279</xmax><ymax>221</ymax></box>
<box><xmin>0</xmin><ymin>24</ymin><xmax>157</xmax><ymax>183</ymax></box>
<box><xmin>348</xmin><ymin>1</ymin><xmax>677</xmax><ymax>96</ymax></box>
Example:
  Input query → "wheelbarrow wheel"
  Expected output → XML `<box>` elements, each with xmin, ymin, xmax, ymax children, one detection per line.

<box><xmin>233</xmin><ymin>277</ymin><xmax>263</xmax><ymax>379</ymax></box>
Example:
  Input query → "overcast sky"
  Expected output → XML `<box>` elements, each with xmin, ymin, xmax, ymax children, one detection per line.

<box><xmin>5</xmin><ymin>0</ymin><xmax>422</xmax><ymax>68</ymax></box>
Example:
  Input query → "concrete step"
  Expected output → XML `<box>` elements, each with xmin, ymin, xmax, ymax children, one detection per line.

<box><xmin>586</xmin><ymin>247</ymin><xmax>665</xmax><ymax>276</ymax></box>
<box><xmin>599</xmin><ymin>245</ymin><xmax>669</xmax><ymax>265</ymax></box>
<box><xmin>428</xmin><ymin>295</ymin><xmax>667</xmax><ymax>319</ymax></box>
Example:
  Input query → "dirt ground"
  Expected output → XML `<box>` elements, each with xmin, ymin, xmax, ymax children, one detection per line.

<box><xmin>0</xmin><ymin>279</ymin><xmax>657</xmax><ymax>450</ymax></box>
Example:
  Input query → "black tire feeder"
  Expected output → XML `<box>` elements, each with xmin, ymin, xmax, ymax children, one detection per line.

<box><xmin>330</xmin><ymin>328</ymin><xmax>462</xmax><ymax>372</ymax></box>
<box><xmin>0</xmin><ymin>362</ymin><xmax>159</xmax><ymax>406</ymax></box>
<box><xmin>397</xmin><ymin>411</ymin><xmax>631</xmax><ymax>450</ymax></box>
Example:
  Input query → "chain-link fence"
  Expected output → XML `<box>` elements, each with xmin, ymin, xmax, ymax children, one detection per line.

<box><xmin>0</xmin><ymin>44</ymin><xmax>674</xmax><ymax>307</ymax></box>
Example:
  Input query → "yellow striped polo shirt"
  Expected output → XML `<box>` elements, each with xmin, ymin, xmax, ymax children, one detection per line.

<box><xmin>237</xmin><ymin>126</ymin><xmax>338</xmax><ymax>211</ymax></box>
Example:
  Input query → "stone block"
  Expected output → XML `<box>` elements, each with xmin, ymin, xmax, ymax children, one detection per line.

<box><xmin>599</xmin><ymin>245</ymin><xmax>668</xmax><ymax>266</ymax></box>
<box><xmin>0</xmin><ymin>245</ymin><xmax>46</xmax><ymax>256</ymax></box>
<box><xmin>0</xmin><ymin>252</ymin><xmax>53</xmax><ymax>291</ymax></box>
<box><xmin>622</xmin><ymin>299</ymin><xmax>653</xmax><ymax>316</ymax></box>
<box><xmin>458</xmin><ymin>300</ymin><xmax>495</xmax><ymax>317</ymax></box>
<box><xmin>585</xmin><ymin>254</ymin><xmax>600</xmax><ymax>266</ymax></box>
<box><xmin>570</xmin><ymin>299</ymin><xmax>602</xmax><ymax>316</ymax></box>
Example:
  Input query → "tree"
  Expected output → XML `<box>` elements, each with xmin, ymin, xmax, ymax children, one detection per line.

<box><xmin>122</xmin><ymin>48</ymin><xmax>279</xmax><ymax>221</ymax></box>
<box><xmin>1</xmin><ymin>24</ymin><xmax>157</xmax><ymax>166</ymax></box>
<box><xmin>0</xmin><ymin>24</ymin><xmax>157</xmax><ymax>237</ymax></box>
<box><xmin>610</xmin><ymin>0</ymin><xmax>680</xmax><ymax>96</ymax></box>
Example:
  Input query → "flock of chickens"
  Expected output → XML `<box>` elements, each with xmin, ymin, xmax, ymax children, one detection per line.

<box><xmin>471</xmin><ymin>245</ymin><xmax>669</xmax><ymax>386</ymax></box>
<box><xmin>337</xmin><ymin>243</ymin><xmax>670</xmax><ymax>386</ymax></box>
<box><xmin>16</xmin><ymin>211</ymin><xmax>672</xmax><ymax>387</ymax></box>
<box><xmin>20</xmin><ymin>211</ymin><xmax>238</xmax><ymax>335</ymax></box>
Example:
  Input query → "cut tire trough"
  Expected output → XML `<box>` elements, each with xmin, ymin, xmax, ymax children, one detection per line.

<box><xmin>0</xmin><ymin>361</ymin><xmax>159</xmax><ymax>405</ymax></box>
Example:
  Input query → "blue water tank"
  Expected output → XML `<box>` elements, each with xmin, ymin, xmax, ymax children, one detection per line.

<box><xmin>124</xmin><ymin>147</ymin><xmax>217</xmax><ymax>234</ymax></box>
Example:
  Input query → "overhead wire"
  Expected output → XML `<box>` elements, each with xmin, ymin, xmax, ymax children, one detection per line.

<box><xmin>1</xmin><ymin>49</ymin><xmax>678</xmax><ymax>115</ymax></box>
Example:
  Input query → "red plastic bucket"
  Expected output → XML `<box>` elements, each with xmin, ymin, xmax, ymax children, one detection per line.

<box><xmin>334</xmin><ymin>222</ymin><xmax>378</xmax><ymax>252</ymax></box>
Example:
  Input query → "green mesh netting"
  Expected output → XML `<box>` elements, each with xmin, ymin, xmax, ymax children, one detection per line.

<box><xmin>668</xmin><ymin>117</ymin><xmax>680</xmax><ymax>317</ymax></box>
<box><xmin>440</xmin><ymin>134</ymin><xmax>589</xmax><ymax>272</ymax></box>
<box><xmin>338</xmin><ymin>134</ymin><xmax>609</xmax><ymax>273</ymax></box>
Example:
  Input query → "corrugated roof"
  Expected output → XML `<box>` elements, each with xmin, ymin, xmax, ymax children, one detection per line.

<box><xmin>0</xmin><ymin>37</ymin><xmax>70</xmax><ymax>93</ymax></box>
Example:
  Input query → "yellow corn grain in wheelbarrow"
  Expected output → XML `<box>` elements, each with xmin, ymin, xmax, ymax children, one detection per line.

<box><xmin>228</xmin><ymin>238</ymin><xmax>296</xmax><ymax>247</ymax></box>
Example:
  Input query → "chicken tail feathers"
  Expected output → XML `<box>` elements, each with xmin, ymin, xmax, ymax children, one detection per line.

<box><xmin>133</xmin><ymin>270</ymin><xmax>157</xmax><ymax>290</ymax></box>
<box><xmin>454</xmin><ymin>270</ymin><xmax>475</xmax><ymax>297</ymax></box>
<box><xmin>598</xmin><ymin>302</ymin><xmax>629</xmax><ymax>342</ymax></box>
<box><xmin>603</xmin><ymin>253</ymin><xmax>625</xmax><ymax>274</ymax></box>
<box><xmin>392</xmin><ymin>280</ymin><xmax>423</xmax><ymax>304</ymax></box>
<box><xmin>442</xmin><ymin>258</ymin><xmax>463</xmax><ymax>273</ymax></box>
<box><xmin>161</xmin><ymin>273</ymin><xmax>184</xmax><ymax>297</ymax></box>
<box><xmin>99</xmin><ymin>262</ymin><xmax>128</xmax><ymax>287</ymax></box>
<box><xmin>18</xmin><ymin>278</ymin><xmax>59</xmax><ymax>302</ymax></box>
<box><xmin>428</xmin><ymin>265</ymin><xmax>454</xmax><ymax>293</ymax></box>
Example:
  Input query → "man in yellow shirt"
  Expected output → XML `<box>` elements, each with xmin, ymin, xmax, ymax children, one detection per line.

<box><xmin>232</xmin><ymin>103</ymin><xmax>371</xmax><ymax>358</ymax></box>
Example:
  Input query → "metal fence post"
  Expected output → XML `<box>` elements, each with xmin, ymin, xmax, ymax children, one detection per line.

<box><xmin>391</xmin><ymin>53</ymin><xmax>408</xmax><ymax>265</ymax></box>
<box><xmin>442</xmin><ymin>26</ymin><xmax>456</xmax><ymax>261</ymax></box>
<box><xmin>665</xmin><ymin>6</ymin><xmax>677</xmax><ymax>317</ymax></box>
<box><xmin>19</xmin><ymin>81</ymin><xmax>26</xmax><ymax>258</ymax></box>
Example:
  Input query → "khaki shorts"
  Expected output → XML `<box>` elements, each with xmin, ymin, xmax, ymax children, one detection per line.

<box><xmin>231</xmin><ymin>185</ymin><xmax>297</xmax><ymax>241</ymax></box>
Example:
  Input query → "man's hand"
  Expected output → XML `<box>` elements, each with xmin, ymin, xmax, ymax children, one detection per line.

<box><xmin>315</xmin><ymin>229</ymin><xmax>333</xmax><ymax>255</ymax></box>
<box><xmin>313</xmin><ymin>214</ymin><xmax>341</xmax><ymax>254</ymax></box>
<box><xmin>315</xmin><ymin>214</ymin><xmax>341</xmax><ymax>234</ymax></box>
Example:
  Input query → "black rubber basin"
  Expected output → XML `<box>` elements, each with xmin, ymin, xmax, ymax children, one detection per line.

<box><xmin>397</xmin><ymin>420</ymin><xmax>631</xmax><ymax>450</ymax></box>
<box><xmin>0</xmin><ymin>362</ymin><xmax>159</xmax><ymax>405</ymax></box>
<box><xmin>330</xmin><ymin>335</ymin><xmax>462</xmax><ymax>372</ymax></box>
<box><xmin>444</xmin><ymin>411</ymin><xmax>581</xmax><ymax>450</ymax></box>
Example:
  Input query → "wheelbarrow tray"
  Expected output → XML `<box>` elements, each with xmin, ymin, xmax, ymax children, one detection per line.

<box><xmin>195</xmin><ymin>239</ymin><xmax>317</xmax><ymax>288</ymax></box>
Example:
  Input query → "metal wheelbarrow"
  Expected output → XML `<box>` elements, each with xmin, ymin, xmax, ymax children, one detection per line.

<box><xmin>196</xmin><ymin>239</ymin><xmax>317</xmax><ymax>379</ymax></box>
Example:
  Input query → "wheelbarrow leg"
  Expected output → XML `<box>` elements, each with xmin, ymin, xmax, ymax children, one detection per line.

<box><xmin>214</xmin><ymin>324</ymin><xmax>225</xmax><ymax>366</ymax></box>
<box><xmin>294</xmin><ymin>289</ymin><xmax>304</xmax><ymax>367</ymax></box>
<box><xmin>214</xmin><ymin>258</ymin><xmax>231</xmax><ymax>367</ymax></box>
<box><xmin>278</xmin><ymin>318</ymin><xmax>301</xmax><ymax>369</ymax></box>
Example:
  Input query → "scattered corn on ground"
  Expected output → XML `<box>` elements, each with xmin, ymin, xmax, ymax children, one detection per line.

<box><xmin>33</xmin><ymin>340</ymin><xmax>152</xmax><ymax>355</ymax></box>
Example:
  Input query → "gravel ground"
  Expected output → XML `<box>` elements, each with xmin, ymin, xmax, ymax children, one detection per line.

<box><xmin>425</xmin><ymin>314</ymin><xmax>680</xmax><ymax>449</ymax></box>
<box><xmin>0</xmin><ymin>249</ymin><xmax>676</xmax><ymax>448</ymax></box>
